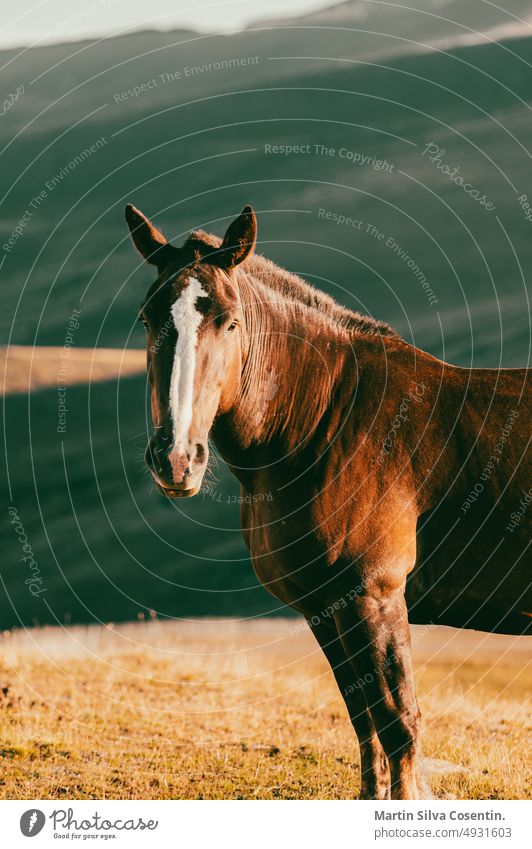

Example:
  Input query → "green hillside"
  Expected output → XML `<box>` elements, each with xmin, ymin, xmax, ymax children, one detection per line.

<box><xmin>2</xmin><ymin>2</ymin><xmax>531</xmax><ymax>625</ymax></box>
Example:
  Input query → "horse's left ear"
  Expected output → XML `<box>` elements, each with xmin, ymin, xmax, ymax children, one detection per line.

<box><xmin>214</xmin><ymin>205</ymin><xmax>257</xmax><ymax>269</ymax></box>
<box><xmin>125</xmin><ymin>204</ymin><xmax>174</xmax><ymax>269</ymax></box>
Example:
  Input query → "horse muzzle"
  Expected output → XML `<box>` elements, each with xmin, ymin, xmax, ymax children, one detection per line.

<box><xmin>156</xmin><ymin>481</ymin><xmax>202</xmax><ymax>498</ymax></box>
<box><xmin>145</xmin><ymin>435</ymin><xmax>208</xmax><ymax>498</ymax></box>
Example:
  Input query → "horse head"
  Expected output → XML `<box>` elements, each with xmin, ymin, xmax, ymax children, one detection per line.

<box><xmin>126</xmin><ymin>203</ymin><xmax>256</xmax><ymax>496</ymax></box>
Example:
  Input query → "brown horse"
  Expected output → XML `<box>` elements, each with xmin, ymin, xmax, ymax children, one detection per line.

<box><xmin>126</xmin><ymin>203</ymin><xmax>531</xmax><ymax>800</ymax></box>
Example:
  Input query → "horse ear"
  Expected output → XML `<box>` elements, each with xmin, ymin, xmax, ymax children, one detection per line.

<box><xmin>125</xmin><ymin>204</ymin><xmax>173</xmax><ymax>269</ymax></box>
<box><xmin>215</xmin><ymin>205</ymin><xmax>257</xmax><ymax>268</ymax></box>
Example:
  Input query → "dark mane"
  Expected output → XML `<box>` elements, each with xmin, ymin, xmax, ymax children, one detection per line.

<box><xmin>185</xmin><ymin>229</ymin><xmax>399</xmax><ymax>339</ymax></box>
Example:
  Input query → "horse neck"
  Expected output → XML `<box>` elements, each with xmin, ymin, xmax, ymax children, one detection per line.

<box><xmin>214</xmin><ymin>270</ymin><xmax>351</xmax><ymax>462</ymax></box>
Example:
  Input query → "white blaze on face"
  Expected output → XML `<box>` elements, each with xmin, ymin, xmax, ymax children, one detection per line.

<box><xmin>169</xmin><ymin>277</ymin><xmax>207</xmax><ymax>451</ymax></box>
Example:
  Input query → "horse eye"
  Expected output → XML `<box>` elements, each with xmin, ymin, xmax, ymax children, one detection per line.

<box><xmin>227</xmin><ymin>321</ymin><xmax>238</xmax><ymax>332</ymax></box>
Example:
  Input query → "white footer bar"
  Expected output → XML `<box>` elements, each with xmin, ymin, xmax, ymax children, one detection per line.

<box><xmin>2</xmin><ymin>799</ymin><xmax>530</xmax><ymax>848</ymax></box>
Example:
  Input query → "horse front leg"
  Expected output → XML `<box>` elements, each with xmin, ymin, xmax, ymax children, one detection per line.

<box><xmin>308</xmin><ymin>618</ymin><xmax>390</xmax><ymax>799</ymax></box>
<box><xmin>335</xmin><ymin>589</ymin><xmax>430</xmax><ymax>800</ymax></box>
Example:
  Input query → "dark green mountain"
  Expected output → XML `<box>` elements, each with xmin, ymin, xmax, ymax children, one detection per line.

<box><xmin>2</xmin><ymin>2</ymin><xmax>531</xmax><ymax>626</ymax></box>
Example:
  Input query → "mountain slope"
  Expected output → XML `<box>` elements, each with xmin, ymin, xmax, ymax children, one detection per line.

<box><xmin>1</xmin><ymin>9</ymin><xmax>531</xmax><ymax>626</ymax></box>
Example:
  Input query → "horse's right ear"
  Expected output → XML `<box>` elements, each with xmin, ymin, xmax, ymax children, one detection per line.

<box><xmin>125</xmin><ymin>204</ymin><xmax>174</xmax><ymax>269</ymax></box>
<box><xmin>214</xmin><ymin>205</ymin><xmax>257</xmax><ymax>269</ymax></box>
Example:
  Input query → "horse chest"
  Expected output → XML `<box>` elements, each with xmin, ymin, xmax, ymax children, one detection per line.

<box><xmin>240</xmin><ymin>496</ymin><xmax>328</xmax><ymax>610</ymax></box>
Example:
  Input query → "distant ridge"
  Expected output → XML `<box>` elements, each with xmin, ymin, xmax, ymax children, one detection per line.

<box><xmin>248</xmin><ymin>0</ymin><xmax>532</xmax><ymax>57</ymax></box>
<box><xmin>0</xmin><ymin>25</ymin><xmax>199</xmax><ymax>56</ymax></box>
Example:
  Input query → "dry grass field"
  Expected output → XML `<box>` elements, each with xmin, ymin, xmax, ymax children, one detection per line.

<box><xmin>0</xmin><ymin>618</ymin><xmax>530</xmax><ymax>800</ymax></box>
<box><xmin>0</xmin><ymin>345</ymin><xmax>145</xmax><ymax>395</ymax></box>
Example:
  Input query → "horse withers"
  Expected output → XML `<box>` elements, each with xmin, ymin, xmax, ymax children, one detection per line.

<box><xmin>126</xmin><ymin>203</ymin><xmax>531</xmax><ymax>800</ymax></box>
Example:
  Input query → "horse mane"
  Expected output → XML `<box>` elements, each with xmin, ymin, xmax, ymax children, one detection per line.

<box><xmin>185</xmin><ymin>229</ymin><xmax>399</xmax><ymax>339</ymax></box>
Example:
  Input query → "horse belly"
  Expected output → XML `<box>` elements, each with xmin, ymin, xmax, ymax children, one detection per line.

<box><xmin>407</xmin><ymin>497</ymin><xmax>531</xmax><ymax>635</ymax></box>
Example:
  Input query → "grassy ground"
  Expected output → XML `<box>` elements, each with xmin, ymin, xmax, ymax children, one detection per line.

<box><xmin>0</xmin><ymin>345</ymin><xmax>145</xmax><ymax>394</ymax></box>
<box><xmin>0</xmin><ymin>619</ymin><xmax>529</xmax><ymax>799</ymax></box>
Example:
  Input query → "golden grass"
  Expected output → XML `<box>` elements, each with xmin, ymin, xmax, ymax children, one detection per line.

<box><xmin>0</xmin><ymin>345</ymin><xmax>145</xmax><ymax>395</ymax></box>
<box><xmin>0</xmin><ymin>619</ymin><xmax>530</xmax><ymax>799</ymax></box>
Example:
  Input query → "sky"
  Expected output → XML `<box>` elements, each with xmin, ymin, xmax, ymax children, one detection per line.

<box><xmin>0</xmin><ymin>0</ymin><xmax>332</xmax><ymax>49</ymax></box>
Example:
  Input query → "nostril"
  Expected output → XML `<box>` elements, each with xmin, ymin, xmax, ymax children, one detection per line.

<box><xmin>195</xmin><ymin>442</ymin><xmax>206</xmax><ymax>464</ymax></box>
